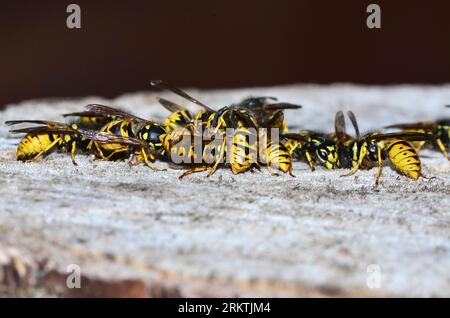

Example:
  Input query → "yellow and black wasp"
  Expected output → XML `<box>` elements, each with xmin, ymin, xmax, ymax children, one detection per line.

<box><xmin>385</xmin><ymin>105</ymin><xmax>450</xmax><ymax>161</ymax></box>
<box><xmin>62</xmin><ymin>104</ymin><xmax>166</xmax><ymax>170</ymax></box>
<box><xmin>334</xmin><ymin>111</ymin><xmax>433</xmax><ymax>185</ymax></box>
<box><xmin>5</xmin><ymin>120</ymin><xmax>106</xmax><ymax>165</ymax></box>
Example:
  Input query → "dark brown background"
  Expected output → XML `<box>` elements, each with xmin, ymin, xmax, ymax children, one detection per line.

<box><xmin>1</xmin><ymin>0</ymin><xmax>450</xmax><ymax>107</ymax></box>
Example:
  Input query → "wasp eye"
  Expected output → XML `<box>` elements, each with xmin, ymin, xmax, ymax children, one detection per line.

<box><xmin>318</xmin><ymin>149</ymin><xmax>328</xmax><ymax>161</ymax></box>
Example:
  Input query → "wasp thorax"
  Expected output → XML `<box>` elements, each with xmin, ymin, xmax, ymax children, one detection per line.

<box><xmin>139</xmin><ymin>125</ymin><xmax>166</xmax><ymax>149</ymax></box>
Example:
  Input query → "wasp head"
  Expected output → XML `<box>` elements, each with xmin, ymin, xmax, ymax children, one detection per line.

<box><xmin>316</xmin><ymin>142</ymin><xmax>340</xmax><ymax>169</ymax></box>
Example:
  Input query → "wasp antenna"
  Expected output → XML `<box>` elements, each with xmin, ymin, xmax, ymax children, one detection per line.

<box><xmin>347</xmin><ymin>111</ymin><xmax>360</xmax><ymax>138</ymax></box>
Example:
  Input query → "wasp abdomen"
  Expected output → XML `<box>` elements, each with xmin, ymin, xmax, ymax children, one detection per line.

<box><xmin>266</xmin><ymin>141</ymin><xmax>292</xmax><ymax>173</ymax></box>
<box><xmin>386</xmin><ymin>139</ymin><xmax>422</xmax><ymax>180</ymax></box>
<box><xmin>229</xmin><ymin>129</ymin><xmax>258</xmax><ymax>174</ymax></box>
<box><xmin>16</xmin><ymin>133</ymin><xmax>61</xmax><ymax>161</ymax></box>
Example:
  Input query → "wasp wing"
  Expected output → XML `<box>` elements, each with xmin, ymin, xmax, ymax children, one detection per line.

<box><xmin>384</xmin><ymin>121</ymin><xmax>437</xmax><ymax>132</ymax></box>
<box><xmin>238</xmin><ymin>97</ymin><xmax>278</xmax><ymax>107</ymax></box>
<box><xmin>247</xmin><ymin>96</ymin><xmax>278</xmax><ymax>102</ymax></box>
<box><xmin>365</xmin><ymin>132</ymin><xmax>434</xmax><ymax>142</ymax></box>
<box><xmin>156</xmin><ymin>97</ymin><xmax>187</xmax><ymax>113</ymax></box>
<box><xmin>263</xmin><ymin>103</ymin><xmax>302</xmax><ymax>110</ymax></box>
<box><xmin>63</xmin><ymin>111</ymin><xmax>108</xmax><ymax>118</ymax></box>
<box><xmin>5</xmin><ymin>120</ymin><xmax>73</xmax><ymax>129</ymax></box>
<box><xmin>89</xmin><ymin>132</ymin><xmax>149</xmax><ymax>147</ymax></box>
<box><xmin>281</xmin><ymin>133</ymin><xmax>309</xmax><ymax>142</ymax></box>
<box><xmin>6</xmin><ymin>120</ymin><xmax>83</xmax><ymax>136</ymax></box>
<box><xmin>150</xmin><ymin>80</ymin><xmax>215</xmax><ymax>112</ymax></box>
<box><xmin>9</xmin><ymin>127</ymin><xmax>79</xmax><ymax>135</ymax></box>
<box><xmin>83</xmin><ymin>104</ymin><xmax>150</xmax><ymax>124</ymax></box>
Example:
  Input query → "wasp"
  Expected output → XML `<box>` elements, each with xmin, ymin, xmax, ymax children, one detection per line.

<box><xmin>335</xmin><ymin>111</ymin><xmax>433</xmax><ymax>185</ymax></box>
<box><xmin>384</xmin><ymin>105</ymin><xmax>450</xmax><ymax>161</ymax></box>
<box><xmin>63</xmin><ymin>104</ymin><xmax>166</xmax><ymax>169</ymax></box>
<box><xmin>5</xmin><ymin>120</ymin><xmax>108</xmax><ymax>165</ymax></box>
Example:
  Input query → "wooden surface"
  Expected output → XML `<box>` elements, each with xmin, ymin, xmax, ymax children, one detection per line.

<box><xmin>0</xmin><ymin>84</ymin><xmax>449</xmax><ymax>297</ymax></box>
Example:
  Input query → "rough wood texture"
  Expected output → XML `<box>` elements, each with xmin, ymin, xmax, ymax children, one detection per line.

<box><xmin>0</xmin><ymin>85</ymin><xmax>449</xmax><ymax>297</ymax></box>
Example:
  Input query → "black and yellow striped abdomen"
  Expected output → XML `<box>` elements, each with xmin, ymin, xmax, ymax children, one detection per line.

<box><xmin>265</xmin><ymin>141</ymin><xmax>292</xmax><ymax>174</ymax></box>
<box><xmin>386</xmin><ymin>139</ymin><xmax>422</xmax><ymax>180</ymax></box>
<box><xmin>16</xmin><ymin>133</ymin><xmax>62</xmax><ymax>161</ymax></box>
<box><xmin>92</xmin><ymin>119</ymin><xmax>133</xmax><ymax>156</ymax></box>
<box><xmin>229</xmin><ymin>128</ymin><xmax>258</xmax><ymax>174</ymax></box>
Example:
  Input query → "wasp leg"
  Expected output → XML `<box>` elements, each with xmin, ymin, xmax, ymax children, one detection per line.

<box><xmin>207</xmin><ymin>137</ymin><xmax>226</xmax><ymax>177</ymax></box>
<box><xmin>341</xmin><ymin>165</ymin><xmax>359</xmax><ymax>177</ymax></box>
<box><xmin>288</xmin><ymin>163</ymin><xmax>296</xmax><ymax>177</ymax></box>
<box><xmin>26</xmin><ymin>138</ymin><xmax>62</xmax><ymax>163</ymax></box>
<box><xmin>179</xmin><ymin>166</ymin><xmax>209</xmax><ymax>179</ymax></box>
<box><xmin>86</xmin><ymin>140</ymin><xmax>94</xmax><ymax>151</ymax></box>
<box><xmin>104</xmin><ymin>148</ymin><xmax>129</xmax><ymax>160</ymax></box>
<box><xmin>70</xmin><ymin>142</ymin><xmax>78</xmax><ymax>166</ymax></box>
<box><xmin>128</xmin><ymin>152</ymin><xmax>137</xmax><ymax>167</ymax></box>
<box><xmin>94</xmin><ymin>147</ymin><xmax>128</xmax><ymax>161</ymax></box>
<box><xmin>304</xmin><ymin>151</ymin><xmax>315</xmax><ymax>171</ymax></box>
<box><xmin>94</xmin><ymin>141</ymin><xmax>129</xmax><ymax>161</ymax></box>
<box><xmin>436</xmin><ymin>138</ymin><xmax>450</xmax><ymax>161</ymax></box>
<box><xmin>141</xmin><ymin>148</ymin><xmax>160</xmax><ymax>171</ymax></box>
<box><xmin>375</xmin><ymin>145</ymin><xmax>383</xmax><ymax>185</ymax></box>
<box><xmin>93</xmin><ymin>142</ymin><xmax>109</xmax><ymax>160</ymax></box>
<box><xmin>267</xmin><ymin>166</ymin><xmax>280</xmax><ymax>176</ymax></box>
<box><xmin>341</xmin><ymin>147</ymin><xmax>368</xmax><ymax>177</ymax></box>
